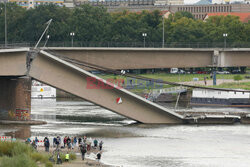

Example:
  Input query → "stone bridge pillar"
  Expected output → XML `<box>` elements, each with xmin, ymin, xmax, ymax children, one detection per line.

<box><xmin>0</xmin><ymin>77</ymin><xmax>31</xmax><ymax>121</ymax></box>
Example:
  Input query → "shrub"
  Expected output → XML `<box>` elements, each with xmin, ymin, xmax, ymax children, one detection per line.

<box><xmin>45</xmin><ymin>161</ymin><xmax>53</xmax><ymax>167</ymax></box>
<box><xmin>234</xmin><ymin>75</ymin><xmax>243</xmax><ymax>81</ymax></box>
<box><xmin>0</xmin><ymin>154</ymin><xmax>37</xmax><ymax>167</ymax></box>
<box><xmin>69</xmin><ymin>153</ymin><xmax>76</xmax><ymax>160</ymax></box>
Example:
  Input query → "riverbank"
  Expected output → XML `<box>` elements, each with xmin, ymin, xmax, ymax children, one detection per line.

<box><xmin>0</xmin><ymin>120</ymin><xmax>47</xmax><ymax>125</ymax></box>
<box><xmin>36</xmin><ymin>145</ymin><xmax>111</xmax><ymax>167</ymax></box>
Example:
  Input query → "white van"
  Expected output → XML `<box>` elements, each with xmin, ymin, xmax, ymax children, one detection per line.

<box><xmin>170</xmin><ymin>68</ymin><xmax>178</xmax><ymax>74</ymax></box>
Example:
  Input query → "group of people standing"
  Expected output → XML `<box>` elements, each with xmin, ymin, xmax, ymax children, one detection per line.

<box><xmin>26</xmin><ymin>135</ymin><xmax>104</xmax><ymax>162</ymax></box>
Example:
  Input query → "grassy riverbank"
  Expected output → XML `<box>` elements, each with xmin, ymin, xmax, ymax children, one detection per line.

<box><xmin>0</xmin><ymin>141</ymin><xmax>76</xmax><ymax>167</ymax></box>
<box><xmin>212</xmin><ymin>82</ymin><xmax>250</xmax><ymax>90</ymax></box>
<box><xmin>98</xmin><ymin>73</ymin><xmax>249</xmax><ymax>83</ymax></box>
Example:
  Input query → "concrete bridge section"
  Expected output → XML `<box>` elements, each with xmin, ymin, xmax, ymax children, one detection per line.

<box><xmin>46</xmin><ymin>47</ymin><xmax>250</xmax><ymax>70</ymax></box>
<box><xmin>0</xmin><ymin>47</ymin><xmax>250</xmax><ymax>124</ymax></box>
<box><xmin>0</xmin><ymin>48</ymin><xmax>183</xmax><ymax>123</ymax></box>
<box><xmin>28</xmin><ymin>50</ymin><xmax>183</xmax><ymax>123</ymax></box>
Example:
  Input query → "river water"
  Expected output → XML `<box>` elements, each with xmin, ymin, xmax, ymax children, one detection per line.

<box><xmin>1</xmin><ymin>99</ymin><xmax>250</xmax><ymax>167</ymax></box>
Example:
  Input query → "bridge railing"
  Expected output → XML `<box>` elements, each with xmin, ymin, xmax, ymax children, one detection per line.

<box><xmin>0</xmin><ymin>41</ymin><xmax>250</xmax><ymax>48</ymax></box>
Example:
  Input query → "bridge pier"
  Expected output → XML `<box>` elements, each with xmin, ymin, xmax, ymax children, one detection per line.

<box><xmin>0</xmin><ymin>77</ymin><xmax>31</xmax><ymax>121</ymax></box>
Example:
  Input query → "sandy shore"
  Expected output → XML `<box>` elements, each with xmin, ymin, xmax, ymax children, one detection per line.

<box><xmin>37</xmin><ymin>145</ymin><xmax>112</xmax><ymax>167</ymax></box>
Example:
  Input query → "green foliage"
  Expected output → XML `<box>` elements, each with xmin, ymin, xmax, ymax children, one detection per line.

<box><xmin>234</xmin><ymin>75</ymin><xmax>243</xmax><ymax>81</ymax></box>
<box><xmin>69</xmin><ymin>153</ymin><xmax>76</xmax><ymax>160</ymax></box>
<box><xmin>0</xmin><ymin>141</ymin><xmax>53</xmax><ymax>167</ymax></box>
<box><xmin>0</xmin><ymin>3</ymin><xmax>249</xmax><ymax>45</ymax></box>
<box><xmin>0</xmin><ymin>154</ymin><xmax>38</xmax><ymax>167</ymax></box>
<box><xmin>45</xmin><ymin>161</ymin><xmax>53</xmax><ymax>167</ymax></box>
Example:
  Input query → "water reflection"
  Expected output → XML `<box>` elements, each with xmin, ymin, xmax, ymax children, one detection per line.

<box><xmin>0</xmin><ymin>125</ymin><xmax>31</xmax><ymax>139</ymax></box>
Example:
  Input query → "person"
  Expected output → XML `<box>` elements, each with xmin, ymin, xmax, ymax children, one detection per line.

<box><xmin>94</xmin><ymin>139</ymin><xmax>98</xmax><ymax>148</ymax></box>
<box><xmin>65</xmin><ymin>152</ymin><xmax>70</xmax><ymax>162</ymax></box>
<box><xmin>73</xmin><ymin>137</ymin><xmax>77</xmax><ymax>148</ymax></box>
<box><xmin>71</xmin><ymin>137</ymin><xmax>74</xmax><ymax>149</ymax></box>
<box><xmin>27</xmin><ymin>137</ymin><xmax>31</xmax><ymax>143</ymax></box>
<box><xmin>35</xmin><ymin>137</ymin><xmax>39</xmax><ymax>147</ymax></box>
<box><xmin>96</xmin><ymin>152</ymin><xmax>101</xmax><ymax>163</ymax></box>
<box><xmin>56</xmin><ymin>152</ymin><xmax>62</xmax><ymax>164</ymax></box>
<box><xmin>99</xmin><ymin>141</ymin><xmax>103</xmax><ymax>151</ymax></box>
<box><xmin>78</xmin><ymin>137</ymin><xmax>82</xmax><ymax>146</ymax></box>
<box><xmin>55</xmin><ymin>136</ymin><xmax>60</xmax><ymax>149</ymax></box>
<box><xmin>31</xmin><ymin>140</ymin><xmax>37</xmax><ymax>150</ymax></box>
<box><xmin>67</xmin><ymin>137</ymin><xmax>71</xmax><ymax>151</ymax></box>
<box><xmin>53</xmin><ymin>137</ymin><xmax>57</xmax><ymax>148</ymax></box>
<box><xmin>63</xmin><ymin>136</ymin><xmax>67</xmax><ymax>148</ymax></box>
<box><xmin>44</xmin><ymin>137</ymin><xmax>50</xmax><ymax>152</ymax></box>
<box><xmin>80</xmin><ymin>144</ymin><xmax>87</xmax><ymax>160</ymax></box>
<box><xmin>204</xmin><ymin>76</ymin><xmax>207</xmax><ymax>85</ymax></box>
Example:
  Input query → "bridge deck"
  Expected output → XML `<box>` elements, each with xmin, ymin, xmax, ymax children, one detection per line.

<box><xmin>28</xmin><ymin>50</ymin><xmax>183</xmax><ymax>124</ymax></box>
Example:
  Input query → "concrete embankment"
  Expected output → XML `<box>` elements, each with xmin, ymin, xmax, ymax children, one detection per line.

<box><xmin>0</xmin><ymin>120</ymin><xmax>47</xmax><ymax>125</ymax></box>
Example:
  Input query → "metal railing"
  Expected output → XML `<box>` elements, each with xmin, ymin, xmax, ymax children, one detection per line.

<box><xmin>0</xmin><ymin>41</ymin><xmax>250</xmax><ymax>48</ymax></box>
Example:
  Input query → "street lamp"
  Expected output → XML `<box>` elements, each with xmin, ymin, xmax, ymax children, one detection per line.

<box><xmin>142</xmin><ymin>33</ymin><xmax>147</xmax><ymax>48</ymax></box>
<box><xmin>162</xmin><ymin>16</ymin><xmax>164</xmax><ymax>48</ymax></box>
<box><xmin>70</xmin><ymin>32</ymin><xmax>75</xmax><ymax>47</ymax></box>
<box><xmin>223</xmin><ymin>33</ymin><xmax>228</xmax><ymax>48</ymax></box>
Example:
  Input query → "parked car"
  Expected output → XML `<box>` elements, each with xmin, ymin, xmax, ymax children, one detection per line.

<box><xmin>170</xmin><ymin>68</ymin><xmax>178</xmax><ymax>74</ymax></box>
<box><xmin>178</xmin><ymin>69</ymin><xmax>186</xmax><ymax>74</ymax></box>
<box><xmin>216</xmin><ymin>71</ymin><xmax>230</xmax><ymax>74</ymax></box>
<box><xmin>232</xmin><ymin>69</ymin><xmax>241</xmax><ymax>74</ymax></box>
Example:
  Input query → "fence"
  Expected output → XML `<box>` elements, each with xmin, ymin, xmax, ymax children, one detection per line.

<box><xmin>0</xmin><ymin>41</ymin><xmax>250</xmax><ymax>48</ymax></box>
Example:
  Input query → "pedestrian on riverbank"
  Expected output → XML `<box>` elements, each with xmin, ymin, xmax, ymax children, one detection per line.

<box><xmin>63</xmin><ymin>136</ymin><xmax>67</xmax><ymax>148</ymax></box>
<box><xmin>44</xmin><ymin>137</ymin><xmax>50</xmax><ymax>152</ymax></box>
<box><xmin>204</xmin><ymin>77</ymin><xmax>207</xmax><ymax>86</ymax></box>
<box><xmin>53</xmin><ymin>137</ymin><xmax>57</xmax><ymax>148</ymax></box>
<box><xmin>78</xmin><ymin>137</ymin><xmax>82</xmax><ymax>146</ymax></box>
<box><xmin>56</xmin><ymin>136</ymin><xmax>60</xmax><ymax>148</ymax></box>
<box><xmin>35</xmin><ymin>137</ymin><xmax>39</xmax><ymax>146</ymax></box>
<box><xmin>73</xmin><ymin>137</ymin><xmax>77</xmax><ymax>148</ymax></box>
<box><xmin>31</xmin><ymin>140</ymin><xmax>37</xmax><ymax>150</ymax></box>
<box><xmin>94</xmin><ymin>139</ymin><xmax>98</xmax><ymax>148</ymax></box>
<box><xmin>67</xmin><ymin>136</ymin><xmax>71</xmax><ymax>151</ymax></box>
<box><xmin>65</xmin><ymin>152</ymin><xmax>70</xmax><ymax>162</ymax></box>
<box><xmin>96</xmin><ymin>151</ymin><xmax>101</xmax><ymax>163</ymax></box>
<box><xmin>99</xmin><ymin>141</ymin><xmax>103</xmax><ymax>151</ymax></box>
<box><xmin>80</xmin><ymin>143</ymin><xmax>87</xmax><ymax>160</ymax></box>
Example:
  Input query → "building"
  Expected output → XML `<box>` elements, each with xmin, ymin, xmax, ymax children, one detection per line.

<box><xmin>204</xmin><ymin>12</ymin><xmax>250</xmax><ymax>22</ymax></box>
<box><xmin>175</xmin><ymin>3</ymin><xmax>250</xmax><ymax>19</ymax></box>
<box><xmin>8</xmin><ymin>0</ymin><xmax>64</xmax><ymax>8</ymax></box>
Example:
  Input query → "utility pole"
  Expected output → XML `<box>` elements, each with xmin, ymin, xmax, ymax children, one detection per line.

<box><xmin>4</xmin><ymin>0</ymin><xmax>7</xmax><ymax>48</ymax></box>
<box><xmin>162</xmin><ymin>16</ymin><xmax>164</xmax><ymax>48</ymax></box>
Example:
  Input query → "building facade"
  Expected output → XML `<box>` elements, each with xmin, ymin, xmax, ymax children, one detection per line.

<box><xmin>8</xmin><ymin>0</ymin><xmax>64</xmax><ymax>8</ymax></box>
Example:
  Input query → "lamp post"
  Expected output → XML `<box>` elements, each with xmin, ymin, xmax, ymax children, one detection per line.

<box><xmin>223</xmin><ymin>33</ymin><xmax>228</xmax><ymax>48</ymax></box>
<box><xmin>162</xmin><ymin>16</ymin><xmax>164</xmax><ymax>48</ymax></box>
<box><xmin>70</xmin><ymin>32</ymin><xmax>75</xmax><ymax>47</ymax></box>
<box><xmin>142</xmin><ymin>33</ymin><xmax>147</xmax><ymax>48</ymax></box>
<box><xmin>4</xmin><ymin>0</ymin><xmax>7</xmax><ymax>48</ymax></box>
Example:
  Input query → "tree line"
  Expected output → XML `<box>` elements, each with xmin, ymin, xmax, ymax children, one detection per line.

<box><xmin>0</xmin><ymin>3</ymin><xmax>249</xmax><ymax>47</ymax></box>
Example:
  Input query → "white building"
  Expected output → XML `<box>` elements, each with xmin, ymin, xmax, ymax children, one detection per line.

<box><xmin>155</xmin><ymin>0</ymin><xmax>184</xmax><ymax>5</ymax></box>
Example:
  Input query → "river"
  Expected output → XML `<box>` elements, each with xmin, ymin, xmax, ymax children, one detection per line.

<box><xmin>1</xmin><ymin>99</ymin><xmax>250</xmax><ymax>167</ymax></box>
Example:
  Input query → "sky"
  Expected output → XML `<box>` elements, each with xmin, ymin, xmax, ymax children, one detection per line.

<box><xmin>184</xmin><ymin>0</ymin><xmax>244</xmax><ymax>4</ymax></box>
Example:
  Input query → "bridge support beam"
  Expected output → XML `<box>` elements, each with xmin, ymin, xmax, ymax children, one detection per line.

<box><xmin>0</xmin><ymin>77</ymin><xmax>31</xmax><ymax>121</ymax></box>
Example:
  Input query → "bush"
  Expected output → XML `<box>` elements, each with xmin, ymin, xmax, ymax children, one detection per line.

<box><xmin>69</xmin><ymin>153</ymin><xmax>76</xmax><ymax>160</ymax></box>
<box><xmin>0</xmin><ymin>154</ymin><xmax>38</xmax><ymax>167</ymax></box>
<box><xmin>45</xmin><ymin>161</ymin><xmax>53</xmax><ymax>167</ymax></box>
<box><xmin>234</xmin><ymin>75</ymin><xmax>243</xmax><ymax>81</ymax></box>
<box><xmin>30</xmin><ymin>152</ymin><xmax>49</xmax><ymax>163</ymax></box>
<box><xmin>0</xmin><ymin>141</ymin><xmax>53</xmax><ymax>167</ymax></box>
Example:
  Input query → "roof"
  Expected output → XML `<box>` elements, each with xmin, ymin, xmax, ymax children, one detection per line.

<box><xmin>205</xmin><ymin>12</ymin><xmax>250</xmax><ymax>23</ymax></box>
<box><xmin>195</xmin><ymin>0</ymin><xmax>211</xmax><ymax>5</ymax></box>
